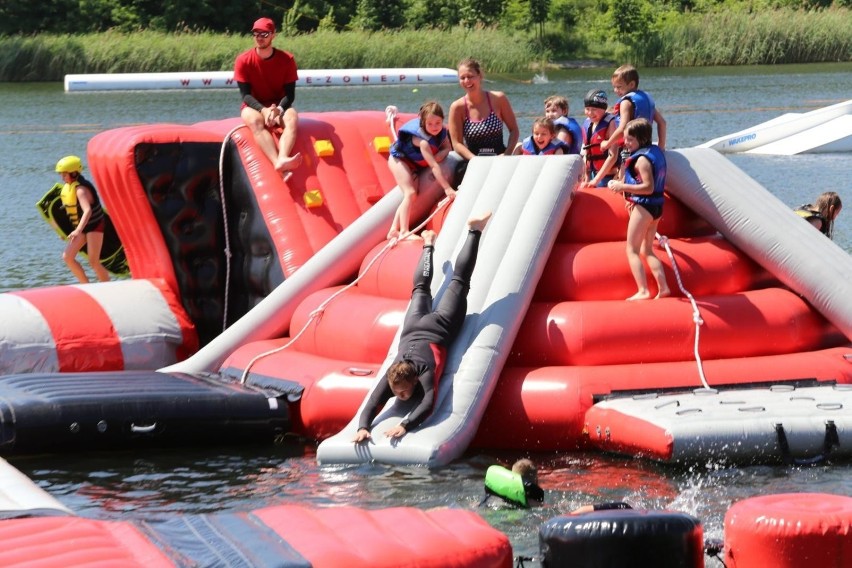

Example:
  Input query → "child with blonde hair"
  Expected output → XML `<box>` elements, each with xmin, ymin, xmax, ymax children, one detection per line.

<box><xmin>544</xmin><ymin>95</ymin><xmax>583</xmax><ymax>155</ymax></box>
<box><xmin>601</xmin><ymin>64</ymin><xmax>667</xmax><ymax>156</ymax></box>
<box><xmin>606</xmin><ymin>118</ymin><xmax>671</xmax><ymax>301</ymax></box>
<box><xmin>795</xmin><ymin>191</ymin><xmax>842</xmax><ymax>239</ymax></box>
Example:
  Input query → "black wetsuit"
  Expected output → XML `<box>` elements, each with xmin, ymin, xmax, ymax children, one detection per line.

<box><xmin>357</xmin><ymin>229</ymin><xmax>482</xmax><ymax>432</ymax></box>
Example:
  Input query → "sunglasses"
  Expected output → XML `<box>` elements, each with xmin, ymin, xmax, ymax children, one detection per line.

<box><xmin>252</xmin><ymin>31</ymin><xmax>271</xmax><ymax>38</ymax></box>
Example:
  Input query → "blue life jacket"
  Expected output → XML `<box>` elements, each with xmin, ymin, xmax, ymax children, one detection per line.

<box><xmin>390</xmin><ymin>118</ymin><xmax>448</xmax><ymax>167</ymax></box>
<box><xmin>614</xmin><ymin>89</ymin><xmax>656</xmax><ymax>126</ymax></box>
<box><xmin>520</xmin><ymin>136</ymin><xmax>568</xmax><ymax>155</ymax></box>
<box><xmin>624</xmin><ymin>145</ymin><xmax>666</xmax><ymax>208</ymax></box>
<box><xmin>552</xmin><ymin>116</ymin><xmax>583</xmax><ymax>155</ymax></box>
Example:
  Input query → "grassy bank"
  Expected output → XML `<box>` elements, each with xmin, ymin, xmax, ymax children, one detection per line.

<box><xmin>1</xmin><ymin>8</ymin><xmax>849</xmax><ymax>82</ymax></box>
<box><xmin>0</xmin><ymin>28</ymin><xmax>537</xmax><ymax>82</ymax></box>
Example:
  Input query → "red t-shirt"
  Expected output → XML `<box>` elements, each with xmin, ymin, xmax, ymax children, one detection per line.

<box><xmin>233</xmin><ymin>48</ymin><xmax>298</xmax><ymax>108</ymax></box>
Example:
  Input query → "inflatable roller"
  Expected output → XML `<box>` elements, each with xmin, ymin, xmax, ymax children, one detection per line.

<box><xmin>511</xmin><ymin>287</ymin><xmax>841</xmax><ymax>366</ymax></box>
<box><xmin>724</xmin><ymin>493</ymin><xmax>852</xmax><ymax>568</ymax></box>
<box><xmin>560</xmin><ymin>187</ymin><xmax>716</xmax><ymax>243</ymax></box>
<box><xmin>355</xmin><ymin>238</ymin><xmax>426</xmax><ymax>300</ymax></box>
<box><xmin>289</xmin><ymin>287</ymin><xmax>404</xmax><ymax>362</ymax></box>
<box><xmin>536</xmin><ymin>235</ymin><xmax>771</xmax><ymax>302</ymax></box>
<box><xmin>473</xmin><ymin>347</ymin><xmax>852</xmax><ymax>451</ymax></box>
<box><xmin>539</xmin><ymin>509</ymin><xmax>703</xmax><ymax>567</ymax></box>
<box><xmin>221</xmin><ymin>340</ymin><xmax>377</xmax><ymax>440</ymax></box>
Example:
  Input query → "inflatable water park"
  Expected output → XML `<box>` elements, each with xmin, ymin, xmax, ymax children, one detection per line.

<box><xmin>1</xmin><ymin>106</ymin><xmax>851</xmax><ymax>565</ymax></box>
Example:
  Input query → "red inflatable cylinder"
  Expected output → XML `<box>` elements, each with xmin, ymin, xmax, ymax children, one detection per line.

<box><xmin>724</xmin><ymin>493</ymin><xmax>852</xmax><ymax>568</ymax></box>
<box><xmin>510</xmin><ymin>287</ymin><xmax>839</xmax><ymax>367</ymax></box>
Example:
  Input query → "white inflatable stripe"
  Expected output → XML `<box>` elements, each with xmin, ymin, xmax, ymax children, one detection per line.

<box><xmin>317</xmin><ymin>155</ymin><xmax>583</xmax><ymax>467</ymax></box>
<box><xmin>0</xmin><ymin>294</ymin><xmax>58</xmax><ymax>374</ymax></box>
<box><xmin>0</xmin><ymin>457</ymin><xmax>72</xmax><ymax>515</ymax></box>
<box><xmin>74</xmin><ymin>279</ymin><xmax>186</xmax><ymax>369</ymax></box>
<box><xmin>666</xmin><ymin>149</ymin><xmax>852</xmax><ymax>341</ymax></box>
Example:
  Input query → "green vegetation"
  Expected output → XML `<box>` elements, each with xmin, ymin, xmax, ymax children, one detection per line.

<box><xmin>0</xmin><ymin>1</ymin><xmax>849</xmax><ymax>80</ymax></box>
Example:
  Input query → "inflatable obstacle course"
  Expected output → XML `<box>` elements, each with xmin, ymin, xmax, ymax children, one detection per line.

<box><xmin>36</xmin><ymin>183</ymin><xmax>128</xmax><ymax>276</ymax></box>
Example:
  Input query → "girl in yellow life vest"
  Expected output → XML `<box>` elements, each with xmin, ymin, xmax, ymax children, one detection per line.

<box><xmin>55</xmin><ymin>155</ymin><xmax>110</xmax><ymax>283</ymax></box>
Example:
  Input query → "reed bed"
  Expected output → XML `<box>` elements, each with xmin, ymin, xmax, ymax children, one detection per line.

<box><xmin>632</xmin><ymin>8</ymin><xmax>852</xmax><ymax>66</ymax></box>
<box><xmin>0</xmin><ymin>10</ymin><xmax>848</xmax><ymax>82</ymax></box>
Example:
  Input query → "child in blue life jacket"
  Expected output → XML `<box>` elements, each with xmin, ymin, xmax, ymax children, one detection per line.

<box><xmin>543</xmin><ymin>95</ymin><xmax>583</xmax><ymax>155</ymax></box>
<box><xmin>580</xmin><ymin>89</ymin><xmax>619</xmax><ymax>188</ymax></box>
<box><xmin>600</xmin><ymin>64</ymin><xmax>667</xmax><ymax>160</ymax></box>
<box><xmin>513</xmin><ymin>118</ymin><xmax>567</xmax><ymax>156</ymax></box>
<box><xmin>606</xmin><ymin>118</ymin><xmax>671</xmax><ymax>301</ymax></box>
<box><xmin>387</xmin><ymin>101</ymin><xmax>456</xmax><ymax>240</ymax></box>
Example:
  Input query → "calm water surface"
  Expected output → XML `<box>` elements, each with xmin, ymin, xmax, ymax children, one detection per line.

<box><xmin>1</xmin><ymin>63</ymin><xmax>851</xmax><ymax>564</ymax></box>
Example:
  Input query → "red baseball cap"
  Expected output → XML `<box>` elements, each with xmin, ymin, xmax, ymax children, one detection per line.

<box><xmin>252</xmin><ymin>18</ymin><xmax>275</xmax><ymax>33</ymax></box>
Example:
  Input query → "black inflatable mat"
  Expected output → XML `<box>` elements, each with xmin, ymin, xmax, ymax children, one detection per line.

<box><xmin>0</xmin><ymin>371</ymin><xmax>289</xmax><ymax>454</ymax></box>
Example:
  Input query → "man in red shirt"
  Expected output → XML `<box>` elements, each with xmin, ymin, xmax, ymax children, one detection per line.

<box><xmin>234</xmin><ymin>17</ymin><xmax>302</xmax><ymax>176</ymax></box>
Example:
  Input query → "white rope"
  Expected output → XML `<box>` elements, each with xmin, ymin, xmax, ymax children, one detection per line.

<box><xmin>239</xmin><ymin>195</ymin><xmax>454</xmax><ymax>384</ymax></box>
<box><xmin>656</xmin><ymin>232</ymin><xmax>711</xmax><ymax>390</ymax></box>
<box><xmin>218</xmin><ymin>124</ymin><xmax>247</xmax><ymax>332</ymax></box>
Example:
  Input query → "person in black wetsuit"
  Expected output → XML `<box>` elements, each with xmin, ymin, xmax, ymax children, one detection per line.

<box><xmin>353</xmin><ymin>212</ymin><xmax>492</xmax><ymax>443</ymax></box>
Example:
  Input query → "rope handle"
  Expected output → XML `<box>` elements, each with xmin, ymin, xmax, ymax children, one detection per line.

<box><xmin>656</xmin><ymin>232</ymin><xmax>711</xmax><ymax>391</ymax></box>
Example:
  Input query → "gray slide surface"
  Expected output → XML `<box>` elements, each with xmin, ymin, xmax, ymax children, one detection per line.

<box><xmin>317</xmin><ymin>155</ymin><xmax>583</xmax><ymax>467</ymax></box>
<box><xmin>666</xmin><ymin>148</ymin><xmax>852</xmax><ymax>340</ymax></box>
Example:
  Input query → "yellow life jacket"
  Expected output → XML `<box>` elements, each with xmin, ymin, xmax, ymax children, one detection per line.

<box><xmin>60</xmin><ymin>180</ymin><xmax>81</xmax><ymax>226</ymax></box>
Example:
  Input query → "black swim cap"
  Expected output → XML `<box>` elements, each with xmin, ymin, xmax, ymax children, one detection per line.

<box><xmin>584</xmin><ymin>89</ymin><xmax>608</xmax><ymax>109</ymax></box>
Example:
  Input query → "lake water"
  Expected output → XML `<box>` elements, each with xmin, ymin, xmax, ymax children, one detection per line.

<box><xmin>1</xmin><ymin>63</ymin><xmax>850</xmax><ymax>565</ymax></box>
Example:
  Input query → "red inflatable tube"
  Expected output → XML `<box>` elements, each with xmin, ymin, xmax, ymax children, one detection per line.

<box><xmin>255</xmin><ymin>505</ymin><xmax>513</xmax><ymax>568</ymax></box>
<box><xmin>473</xmin><ymin>347</ymin><xmax>852</xmax><ymax>450</ymax></box>
<box><xmin>356</xmin><ymin>238</ymin><xmax>425</xmax><ymax>300</ymax></box>
<box><xmin>535</xmin><ymin>234</ymin><xmax>772</xmax><ymax>302</ymax></box>
<box><xmin>510</xmin><ymin>287</ymin><xmax>842</xmax><ymax>367</ymax></box>
<box><xmin>220</xmin><ymin>339</ymin><xmax>378</xmax><ymax>440</ymax></box>
<box><xmin>289</xmin><ymin>287</ymin><xmax>405</xmax><ymax>362</ymax></box>
<box><xmin>0</xmin><ymin>516</ymin><xmax>173</xmax><ymax>567</ymax></box>
<box><xmin>724</xmin><ymin>493</ymin><xmax>852</xmax><ymax>568</ymax></box>
<box><xmin>560</xmin><ymin>187</ymin><xmax>716</xmax><ymax>243</ymax></box>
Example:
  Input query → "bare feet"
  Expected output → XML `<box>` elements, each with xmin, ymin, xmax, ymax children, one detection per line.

<box><xmin>627</xmin><ymin>290</ymin><xmax>651</xmax><ymax>301</ymax></box>
<box><xmin>387</xmin><ymin>228</ymin><xmax>400</xmax><ymax>241</ymax></box>
<box><xmin>467</xmin><ymin>211</ymin><xmax>492</xmax><ymax>232</ymax></box>
<box><xmin>422</xmin><ymin>230</ymin><xmax>436</xmax><ymax>246</ymax></box>
<box><xmin>655</xmin><ymin>287</ymin><xmax>671</xmax><ymax>299</ymax></box>
<box><xmin>275</xmin><ymin>152</ymin><xmax>303</xmax><ymax>173</ymax></box>
<box><xmin>444</xmin><ymin>187</ymin><xmax>457</xmax><ymax>201</ymax></box>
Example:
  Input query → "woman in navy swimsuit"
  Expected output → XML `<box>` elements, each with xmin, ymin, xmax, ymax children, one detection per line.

<box><xmin>448</xmin><ymin>58</ymin><xmax>519</xmax><ymax>160</ymax></box>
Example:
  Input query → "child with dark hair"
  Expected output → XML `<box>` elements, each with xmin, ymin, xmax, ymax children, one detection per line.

<box><xmin>354</xmin><ymin>212</ymin><xmax>491</xmax><ymax>443</ymax></box>
<box><xmin>387</xmin><ymin>101</ymin><xmax>457</xmax><ymax>240</ymax></box>
<box><xmin>513</xmin><ymin>118</ymin><xmax>567</xmax><ymax>155</ymax></box>
<box><xmin>606</xmin><ymin>118</ymin><xmax>671</xmax><ymax>301</ymax></box>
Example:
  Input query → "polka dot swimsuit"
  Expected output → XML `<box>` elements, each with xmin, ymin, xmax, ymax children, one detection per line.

<box><xmin>463</xmin><ymin>92</ymin><xmax>506</xmax><ymax>156</ymax></box>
